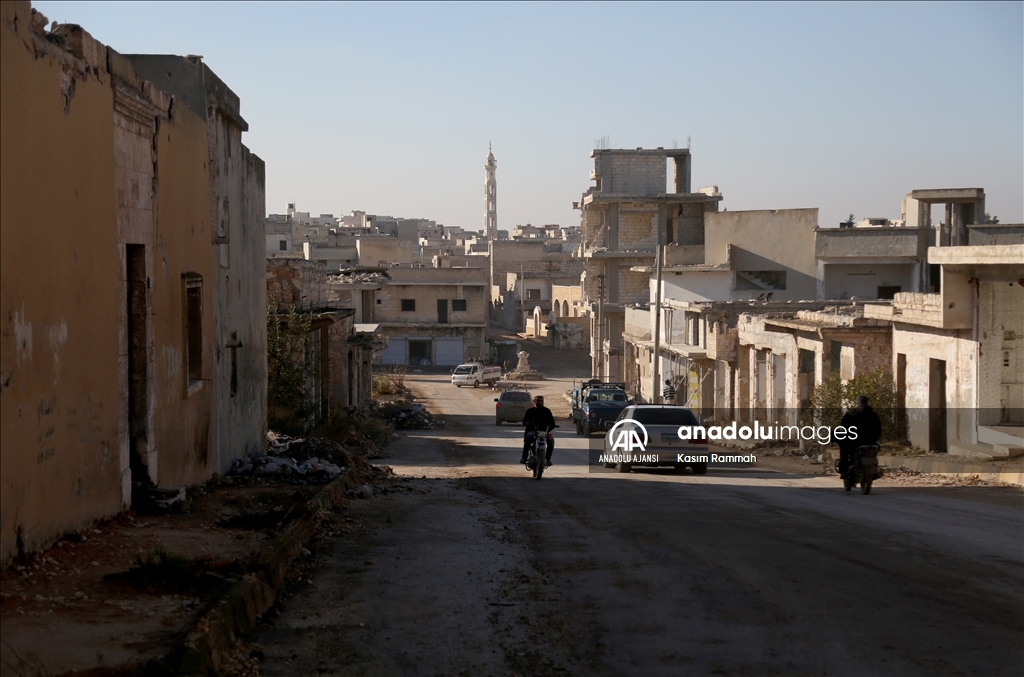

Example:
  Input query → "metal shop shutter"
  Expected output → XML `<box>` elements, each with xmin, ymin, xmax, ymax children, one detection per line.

<box><xmin>434</xmin><ymin>338</ymin><xmax>464</xmax><ymax>366</ymax></box>
<box><xmin>381</xmin><ymin>337</ymin><xmax>406</xmax><ymax>365</ymax></box>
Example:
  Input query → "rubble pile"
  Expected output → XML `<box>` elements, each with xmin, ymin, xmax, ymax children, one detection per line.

<box><xmin>505</xmin><ymin>370</ymin><xmax>545</xmax><ymax>381</ymax></box>
<box><xmin>378</xmin><ymin>401</ymin><xmax>448</xmax><ymax>429</ymax></box>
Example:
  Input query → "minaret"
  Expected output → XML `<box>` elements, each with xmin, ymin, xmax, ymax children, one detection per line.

<box><xmin>484</xmin><ymin>143</ymin><xmax>497</xmax><ymax>239</ymax></box>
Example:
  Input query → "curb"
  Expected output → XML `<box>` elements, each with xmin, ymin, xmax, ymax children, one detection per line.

<box><xmin>170</xmin><ymin>469</ymin><xmax>360</xmax><ymax>676</ymax></box>
<box><xmin>879</xmin><ymin>455</ymin><xmax>1024</xmax><ymax>487</ymax></box>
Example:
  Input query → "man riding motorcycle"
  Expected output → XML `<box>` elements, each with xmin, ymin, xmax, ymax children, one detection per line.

<box><xmin>521</xmin><ymin>395</ymin><xmax>556</xmax><ymax>466</ymax></box>
<box><xmin>838</xmin><ymin>395</ymin><xmax>882</xmax><ymax>479</ymax></box>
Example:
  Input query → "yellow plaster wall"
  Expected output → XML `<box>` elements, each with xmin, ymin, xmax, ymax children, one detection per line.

<box><xmin>0</xmin><ymin>2</ymin><xmax>121</xmax><ymax>561</ymax></box>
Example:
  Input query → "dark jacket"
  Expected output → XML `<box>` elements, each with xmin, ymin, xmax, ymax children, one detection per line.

<box><xmin>523</xmin><ymin>405</ymin><xmax>556</xmax><ymax>432</ymax></box>
<box><xmin>839</xmin><ymin>404</ymin><xmax>882</xmax><ymax>453</ymax></box>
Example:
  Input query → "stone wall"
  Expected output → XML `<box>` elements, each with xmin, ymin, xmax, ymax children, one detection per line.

<box><xmin>267</xmin><ymin>258</ymin><xmax>327</xmax><ymax>310</ymax></box>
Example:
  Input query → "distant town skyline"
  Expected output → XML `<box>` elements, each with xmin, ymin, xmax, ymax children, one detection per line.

<box><xmin>35</xmin><ymin>1</ymin><xmax>1024</xmax><ymax>230</ymax></box>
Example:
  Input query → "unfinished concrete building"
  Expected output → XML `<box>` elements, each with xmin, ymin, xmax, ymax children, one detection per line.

<box><xmin>489</xmin><ymin>240</ymin><xmax>585</xmax><ymax>331</ymax></box>
<box><xmin>864</xmin><ymin>244</ymin><xmax>1024</xmax><ymax>457</ymax></box>
<box><xmin>576</xmin><ymin>148</ymin><xmax>722</xmax><ymax>380</ymax></box>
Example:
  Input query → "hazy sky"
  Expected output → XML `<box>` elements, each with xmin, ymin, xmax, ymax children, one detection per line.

<box><xmin>35</xmin><ymin>1</ymin><xmax>1023</xmax><ymax>231</ymax></box>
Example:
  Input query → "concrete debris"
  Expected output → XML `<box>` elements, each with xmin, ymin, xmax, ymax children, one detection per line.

<box><xmin>379</xmin><ymin>401</ymin><xmax>448</xmax><ymax>429</ymax></box>
<box><xmin>228</xmin><ymin>452</ymin><xmax>345</xmax><ymax>480</ymax></box>
<box><xmin>355</xmin><ymin>485</ymin><xmax>374</xmax><ymax>499</ymax></box>
<box><xmin>505</xmin><ymin>370</ymin><xmax>545</xmax><ymax>381</ymax></box>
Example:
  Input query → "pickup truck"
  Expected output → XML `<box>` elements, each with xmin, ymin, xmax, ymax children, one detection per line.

<box><xmin>571</xmin><ymin>380</ymin><xmax>630</xmax><ymax>436</ymax></box>
<box><xmin>451</xmin><ymin>362</ymin><xmax>502</xmax><ymax>388</ymax></box>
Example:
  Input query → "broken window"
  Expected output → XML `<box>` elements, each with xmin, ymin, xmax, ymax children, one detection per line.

<box><xmin>279</xmin><ymin>240</ymin><xmax>287</xmax><ymax>251</ymax></box>
<box><xmin>452</xmin><ymin>299</ymin><xmax>467</xmax><ymax>312</ymax></box>
<box><xmin>526</xmin><ymin>289</ymin><xmax>540</xmax><ymax>300</ymax></box>
<box><xmin>183</xmin><ymin>274</ymin><xmax>203</xmax><ymax>387</ymax></box>
<box><xmin>401</xmin><ymin>299</ymin><xmax>416</xmax><ymax>312</ymax></box>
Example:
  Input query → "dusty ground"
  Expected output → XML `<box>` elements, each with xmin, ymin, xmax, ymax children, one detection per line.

<box><xmin>0</xmin><ymin>477</ymin><xmax>327</xmax><ymax>676</ymax></box>
<box><xmin>256</xmin><ymin>372</ymin><xmax>1024</xmax><ymax>676</ymax></box>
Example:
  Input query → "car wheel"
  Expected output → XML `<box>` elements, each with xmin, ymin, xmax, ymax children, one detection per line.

<box><xmin>691</xmin><ymin>463</ymin><xmax>708</xmax><ymax>475</ymax></box>
<box><xmin>616</xmin><ymin>462</ymin><xmax>632</xmax><ymax>473</ymax></box>
<box><xmin>604</xmin><ymin>462</ymin><xmax>616</xmax><ymax>468</ymax></box>
<box><xmin>473</xmin><ymin>380</ymin><xmax>479</xmax><ymax>388</ymax></box>
<box><xmin>495</xmin><ymin>418</ymin><xmax>501</xmax><ymax>426</ymax></box>
<box><xmin>673</xmin><ymin>463</ymin><xmax>685</xmax><ymax>473</ymax></box>
<box><xmin>455</xmin><ymin>384</ymin><xmax>462</xmax><ymax>388</ymax></box>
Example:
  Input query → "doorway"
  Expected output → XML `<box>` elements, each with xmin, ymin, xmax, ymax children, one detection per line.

<box><xmin>409</xmin><ymin>340</ymin><xmax>432</xmax><ymax>366</ymax></box>
<box><xmin>928</xmin><ymin>358</ymin><xmax>947</xmax><ymax>452</ymax></box>
<box><xmin>126</xmin><ymin>245</ymin><xmax>149</xmax><ymax>488</ymax></box>
<box><xmin>437</xmin><ymin>299</ymin><xmax>448</xmax><ymax>324</ymax></box>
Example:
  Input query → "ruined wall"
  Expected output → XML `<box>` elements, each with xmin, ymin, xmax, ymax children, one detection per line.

<box><xmin>2</xmin><ymin>5</ymin><xmax>121</xmax><ymax>562</ymax></box>
<box><xmin>892</xmin><ymin>324</ymin><xmax>976</xmax><ymax>449</ymax></box>
<box><xmin>146</xmin><ymin>94</ymin><xmax>215</xmax><ymax>488</ymax></box>
<box><xmin>267</xmin><ymin>258</ymin><xmax>328</xmax><ymax>310</ymax></box>
<box><xmin>978</xmin><ymin>280</ymin><xmax>1024</xmax><ymax>423</ymax></box>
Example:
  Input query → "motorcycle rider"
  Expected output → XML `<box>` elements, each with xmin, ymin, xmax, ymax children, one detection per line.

<box><xmin>521</xmin><ymin>395</ymin><xmax>556</xmax><ymax>465</ymax></box>
<box><xmin>838</xmin><ymin>395</ymin><xmax>882</xmax><ymax>479</ymax></box>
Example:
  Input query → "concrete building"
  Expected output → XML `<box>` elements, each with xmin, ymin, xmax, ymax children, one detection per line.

<box><xmin>864</xmin><ymin>244</ymin><xmax>1024</xmax><ymax>457</ymax></box>
<box><xmin>815</xmin><ymin>224</ymin><xmax>930</xmax><ymax>300</ymax></box>
<box><xmin>489</xmin><ymin>240</ymin><xmax>585</xmax><ymax>331</ymax></box>
<box><xmin>622</xmin><ymin>300</ymin><xmax>868</xmax><ymax>415</ymax></box>
<box><xmin>267</xmin><ymin>259</ymin><xmax>375</xmax><ymax>420</ymax></box>
<box><xmin>1</xmin><ymin>4</ymin><xmax>266</xmax><ymax>562</ymax></box>
<box><xmin>576</xmin><ymin>148</ymin><xmax>722</xmax><ymax>380</ymax></box>
<box><xmin>376</xmin><ymin>267</ymin><xmax>489</xmax><ymax>367</ymax></box>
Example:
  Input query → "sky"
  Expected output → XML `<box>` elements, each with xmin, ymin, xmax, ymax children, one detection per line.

<box><xmin>34</xmin><ymin>1</ymin><xmax>1024</xmax><ymax>231</ymax></box>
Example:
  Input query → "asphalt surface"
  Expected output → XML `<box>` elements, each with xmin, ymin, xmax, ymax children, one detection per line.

<box><xmin>258</xmin><ymin>373</ymin><xmax>1024</xmax><ymax>676</ymax></box>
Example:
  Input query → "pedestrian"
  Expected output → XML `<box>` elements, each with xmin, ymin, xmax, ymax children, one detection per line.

<box><xmin>662</xmin><ymin>379</ymin><xmax>676</xmax><ymax>404</ymax></box>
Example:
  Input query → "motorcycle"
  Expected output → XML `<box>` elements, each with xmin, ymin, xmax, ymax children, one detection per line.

<box><xmin>525</xmin><ymin>425</ymin><xmax>558</xmax><ymax>480</ymax></box>
<box><xmin>837</xmin><ymin>444</ymin><xmax>882</xmax><ymax>494</ymax></box>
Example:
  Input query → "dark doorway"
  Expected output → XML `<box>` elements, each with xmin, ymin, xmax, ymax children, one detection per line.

<box><xmin>896</xmin><ymin>353</ymin><xmax>907</xmax><ymax>439</ymax></box>
<box><xmin>409</xmin><ymin>340</ymin><xmax>431</xmax><ymax>366</ymax></box>
<box><xmin>928</xmin><ymin>358</ymin><xmax>947</xmax><ymax>452</ymax></box>
<box><xmin>126</xmin><ymin>245</ymin><xmax>149</xmax><ymax>487</ymax></box>
<box><xmin>437</xmin><ymin>299</ymin><xmax>448</xmax><ymax>324</ymax></box>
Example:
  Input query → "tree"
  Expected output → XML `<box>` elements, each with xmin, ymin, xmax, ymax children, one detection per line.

<box><xmin>984</xmin><ymin>213</ymin><xmax>999</xmax><ymax>224</ymax></box>
<box><xmin>804</xmin><ymin>367</ymin><xmax>900</xmax><ymax>443</ymax></box>
<box><xmin>267</xmin><ymin>300</ymin><xmax>319</xmax><ymax>434</ymax></box>
<box><xmin>842</xmin><ymin>213</ymin><xmax>856</xmax><ymax>227</ymax></box>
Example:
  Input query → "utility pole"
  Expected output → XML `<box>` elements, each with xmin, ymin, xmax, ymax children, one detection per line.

<box><xmin>596</xmin><ymin>274</ymin><xmax>605</xmax><ymax>380</ymax></box>
<box><xmin>651</xmin><ymin>245</ymin><xmax>664</xmax><ymax>404</ymax></box>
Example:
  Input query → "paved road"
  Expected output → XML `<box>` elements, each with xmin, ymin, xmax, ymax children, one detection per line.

<box><xmin>259</xmin><ymin>374</ymin><xmax>1024</xmax><ymax>676</ymax></box>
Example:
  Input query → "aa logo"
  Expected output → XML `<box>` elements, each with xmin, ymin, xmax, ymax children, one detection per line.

<box><xmin>608</xmin><ymin>419</ymin><xmax>648</xmax><ymax>453</ymax></box>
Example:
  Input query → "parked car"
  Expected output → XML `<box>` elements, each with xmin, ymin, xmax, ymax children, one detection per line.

<box><xmin>603</xmin><ymin>405</ymin><xmax>708</xmax><ymax>474</ymax></box>
<box><xmin>452</xmin><ymin>362</ymin><xmax>502</xmax><ymax>387</ymax></box>
<box><xmin>571</xmin><ymin>380</ymin><xmax>630</xmax><ymax>436</ymax></box>
<box><xmin>495</xmin><ymin>389</ymin><xmax>533</xmax><ymax>425</ymax></box>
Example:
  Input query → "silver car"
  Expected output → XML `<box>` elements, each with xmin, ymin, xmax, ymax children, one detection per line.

<box><xmin>495</xmin><ymin>389</ymin><xmax>532</xmax><ymax>425</ymax></box>
<box><xmin>603</xmin><ymin>405</ymin><xmax>709</xmax><ymax>474</ymax></box>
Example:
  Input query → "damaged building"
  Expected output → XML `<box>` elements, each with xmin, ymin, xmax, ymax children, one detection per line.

<box><xmin>1</xmin><ymin>3</ymin><xmax>268</xmax><ymax>562</ymax></box>
<box><xmin>576</xmin><ymin>148</ymin><xmax>722</xmax><ymax>379</ymax></box>
<box><xmin>266</xmin><ymin>259</ymin><xmax>376</xmax><ymax>421</ymax></box>
<box><xmin>377</xmin><ymin>267</ymin><xmax>489</xmax><ymax>367</ymax></box>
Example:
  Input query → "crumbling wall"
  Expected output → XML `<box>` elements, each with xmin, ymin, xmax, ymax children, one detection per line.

<box><xmin>2</xmin><ymin>4</ymin><xmax>123</xmax><ymax>563</ymax></box>
<box><xmin>267</xmin><ymin>258</ymin><xmax>328</xmax><ymax>310</ymax></box>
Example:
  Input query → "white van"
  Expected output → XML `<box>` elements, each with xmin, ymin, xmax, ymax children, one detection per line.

<box><xmin>451</xmin><ymin>362</ymin><xmax>502</xmax><ymax>388</ymax></box>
